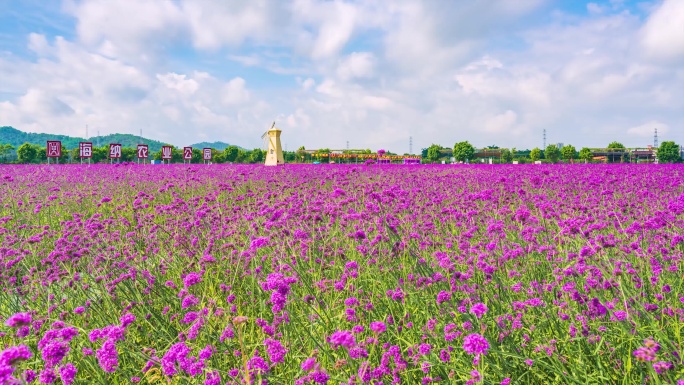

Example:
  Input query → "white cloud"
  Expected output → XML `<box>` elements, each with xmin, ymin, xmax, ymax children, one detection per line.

<box><xmin>484</xmin><ymin>110</ymin><xmax>519</xmax><ymax>134</ymax></box>
<box><xmin>641</xmin><ymin>0</ymin><xmax>684</xmax><ymax>62</ymax></box>
<box><xmin>27</xmin><ymin>33</ymin><xmax>51</xmax><ymax>56</ymax></box>
<box><xmin>626</xmin><ymin>121</ymin><xmax>669</xmax><ymax>137</ymax></box>
<box><xmin>18</xmin><ymin>89</ymin><xmax>74</xmax><ymax>116</ymax></box>
<box><xmin>301</xmin><ymin>78</ymin><xmax>316</xmax><ymax>90</ymax></box>
<box><xmin>286</xmin><ymin>108</ymin><xmax>311</xmax><ymax>128</ymax></box>
<box><xmin>182</xmin><ymin>1</ymin><xmax>281</xmax><ymax>50</ymax></box>
<box><xmin>336</xmin><ymin>52</ymin><xmax>375</xmax><ymax>81</ymax></box>
<box><xmin>221</xmin><ymin>77</ymin><xmax>250</xmax><ymax>105</ymax></box>
<box><xmin>1</xmin><ymin>0</ymin><xmax>684</xmax><ymax>152</ymax></box>
<box><xmin>64</xmin><ymin>0</ymin><xmax>187</xmax><ymax>63</ymax></box>
<box><xmin>157</xmin><ymin>73</ymin><xmax>199</xmax><ymax>96</ymax></box>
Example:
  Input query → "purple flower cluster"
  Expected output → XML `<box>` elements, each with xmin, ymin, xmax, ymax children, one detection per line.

<box><xmin>161</xmin><ymin>342</ymin><xmax>210</xmax><ymax>377</ymax></box>
<box><xmin>463</xmin><ymin>334</ymin><xmax>490</xmax><ymax>356</ymax></box>
<box><xmin>0</xmin><ymin>345</ymin><xmax>32</xmax><ymax>383</ymax></box>
<box><xmin>260</xmin><ymin>273</ymin><xmax>297</xmax><ymax>314</ymax></box>
<box><xmin>2</xmin><ymin>163</ymin><xmax>684</xmax><ymax>383</ymax></box>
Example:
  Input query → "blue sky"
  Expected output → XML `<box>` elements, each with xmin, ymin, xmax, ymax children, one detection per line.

<box><xmin>0</xmin><ymin>0</ymin><xmax>682</xmax><ymax>151</ymax></box>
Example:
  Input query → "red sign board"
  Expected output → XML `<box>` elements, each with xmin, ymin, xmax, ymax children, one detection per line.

<box><xmin>79</xmin><ymin>142</ymin><xmax>92</xmax><ymax>158</ymax></box>
<box><xmin>137</xmin><ymin>144</ymin><xmax>148</xmax><ymax>159</ymax></box>
<box><xmin>183</xmin><ymin>147</ymin><xmax>193</xmax><ymax>160</ymax></box>
<box><xmin>109</xmin><ymin>144</ymin><xmax>122</xmax><ymax>159</ymax></box>
<box><xmin>161</xmin><ymin>146</ymin><xmax>173</xmax><ymax>160</ymax></box>
<box><xmin>203</xmin><ymin>148</ymin><xmax>212</xmax><ymax>160</ymax></box>
<box><xmin>47</xmin><ymin>141</ymin><xmax>61</xmax><ymax>158</ymax></box>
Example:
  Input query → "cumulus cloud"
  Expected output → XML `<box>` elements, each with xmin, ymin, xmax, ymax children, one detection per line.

<box><xmin>626</xmin><ymin>121</ymin><xmax>669</xmax><ymax>137</ymax></box>
<box><xmin>1</xmin><ymin>0</ymin><xmax>683</xmax><ymax>151</ymax></box>
<box><xmin>336</xmin><ymin>52</ymin><xmax>375</xmax><ymax>81</ymax></box>
<box><xmin>640</xmin><ymin>0</ymin><xmax>684</xmax><ymax>62</ymax></box>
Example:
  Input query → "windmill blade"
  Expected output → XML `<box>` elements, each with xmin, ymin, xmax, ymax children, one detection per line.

<box><xmin>271</xmin><ymin>121</ymin><xmax>275</xmax><ymax>129</ymax></box>
<box><xmin>261</xmin><ymin>131</ymin><xmax>268</xmax><ymax>139</ymax></box>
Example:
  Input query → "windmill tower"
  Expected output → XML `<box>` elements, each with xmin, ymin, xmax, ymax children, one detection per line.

<box><xmin>262</xmin><ymin>122</ymin><xmax>284</xmax><ymax>166</ymax></box>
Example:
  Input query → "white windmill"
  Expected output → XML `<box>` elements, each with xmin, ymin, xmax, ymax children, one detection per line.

<box><xmin>261</xmin><ymin>122</ymin><xmax>284</xmax><ymax>166</ymax></box>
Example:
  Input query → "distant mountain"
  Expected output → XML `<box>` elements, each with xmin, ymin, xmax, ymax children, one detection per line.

<box><xmin>0</xmin><ymin>126</ymin><xmax>242</xmax><ymax>152</ymax></box>
<box><xmin>1</xmin><ymin>126</ymin><xmax>87</xmax><ymax>149</ymax></box>
<box><xmin>190</xmin><ymin>141</ymin><xmax>243</xmax><ymax>151</ymax></box>
<box><xmin>85</xmin><ymin>133</ymin><xmax>168</xmax><ymax>152</ymax></box>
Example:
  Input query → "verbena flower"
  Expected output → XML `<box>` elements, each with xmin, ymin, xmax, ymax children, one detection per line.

<box><xmin>470</xmin><ymin>303</ymin><xmax>488</xmax><ymax>318</ymax></box>
<box><xmin>463</xmin><ymin>334</ymin><xmax>489</xmax><ymax>355</ymax></box>
<box><xmin>4</xmin><ymin>313</ymin><xmax>31</xmax><ymax>328</ymax></box>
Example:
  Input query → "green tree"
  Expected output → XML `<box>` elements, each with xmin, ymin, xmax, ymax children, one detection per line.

<box><xmin>225</xmin><ymin>146</ymin><xmax>239</xmax><ymax>163</ymax></box>
<box><xmin>36</xmin><ymin>146</ymin><xmax>46</xmax><ymax>162</ymax></box>
<box><xmin>212</xmin><ymin>149</ymin><xmax>225</xmax><ymax>163</ymax></box>
<box><xmin>453</xmin><ymin>141</ymin><xmax>475</xmax><ymax>163</ymax></box>
<box><xmin>0</xmin><ymin>143</ymin><xmax>15</xmax><ymax>163</ymax></box>
<box><xmin>657</xmin><ymin>141</ymin><xmax>681</xmax><ymax>163</ymax></box>
<box><xmin>607</xmin><ymin>141</ymin><xmax>626</xmax><ymax>150</ymax></box>
<box><xmin>235</xmin><ymin>149</ymin><xmax>247</xmax><ymax>163</ymax></box>
<box><xmin>92</xmin><ymin>145</ymin><xmax>109</xmax><ymax>163</ymax></box>
<box><xmin>249</xmin><ymin>148</ymin><xmax>265</xmax><ymax>163</ymax></box>
<box><xmin>296</xmin><ymin>146</ymin><xmax>307</xmax><ymax>163</ymax></box>
<box><xmin>544</xmin><ymin>145</ymin><xmax>560</xmax><ymax>163</ymax></box>
<box><xmin>70</xmin><ymin>147</ymin><xmax>80</xmax><ymax>162</ymax></box>
<box><xmin>284</xmin><ymin>151</ymin><xmax>296</xmax><ymax>163</ymax></box>
<box><xmin>425</xmin><ymin>144</ymin><xmax>442</xmax><ymax>163</ymax></box>
<box><xmin>579</xmin><ymin>147</ymin><xmax>593</xmax><ymax>162</ymax></box>
<box><xmin>529</xmin><ymin>147</ymin><xmax>541</xmax><ymax>162</ymax></box>
<box><xmin>191</xmin><ymin>148</ymin><xmax>202</xmax><ymax>163</ymax></box>
<box><xmin>560</xmin><ymin>145</ymin><xmax>576</xmax><ymax>162</ymax></box>
<box><xmin>171</xmin><ymin>147</ymin><xmax>183</xmax><ymax>163</ymax></box>
<box><xmin>17</xmin><ymin>143</ymin><xmax>37</xmax><ymax>163</ymax></box>
<box><xmin>121</xmin><ymin>147</ymin><xmax>136</xmax><ymax>162</ymax></box>
<box><xmin>501</xmin><ymin>148</ymin><xmax>513</xmax><ymax>163</ymax></box>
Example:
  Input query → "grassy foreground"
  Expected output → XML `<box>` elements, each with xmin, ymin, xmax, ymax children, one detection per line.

<box><xmin>1</xmin><ymin>163</ymin><xmax>684</xmax><ymax>384</ymax></box>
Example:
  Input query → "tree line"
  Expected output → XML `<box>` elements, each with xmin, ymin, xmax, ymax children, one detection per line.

<box><xmin>421</xmin><ymin>141</ymin><xmax>682</xmax><ymax>164</ymax></box>
<box><xmin>2</xmin><ymin>140</ymin><xmax>681</xmax><ymax>164</ymax></box>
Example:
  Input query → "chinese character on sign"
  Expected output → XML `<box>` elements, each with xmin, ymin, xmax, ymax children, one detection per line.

<box><xmin>161</xmin><ymin>146</ymin><xmax>173</xmax><ymax>160</ymax></box>
<box><xmin>137</xmin><ymin>144</ymin><xmax>148</xmax><ymax>159</ymax></box>
<box><xmin>183</xmin><ymin>147</ymin><xmax>193</xmax><ymax>160</ymax></box>
<box><xmin>47</xmin><ymin>141</ymin><xmax>61</xmax><ymax>158</ymax></box>
<box><xmin>79</xmin><ymin>142</ymin><xmax>92</xmax><ymax>158</ymax></box>
<box><xmin>203</xmin><ymin>148</ymin><xmax>212</xmax><ymax>161</ymax></box>
<box><xmin>109</xmin><ymin>144</ymin><xmax>122</xmax><ymax>159</ymax></box>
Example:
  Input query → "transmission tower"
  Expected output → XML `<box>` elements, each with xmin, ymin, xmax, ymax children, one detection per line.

<box><xmin>409</xmin><ymin>136</ymin><xmax>413</xmax><ymax>154</ymax></box>
<box><xmin>654</xmin><ymin>128</ymin><xmax>658</xmax><ymax>148</ymax></box>
<box><xmin>346</xmin><ymin>141</ymin><xmax>349</xmax><ymax>150</ymax></box>
<box><xmin>543</xmin><ymin>129</ymin><xmax>546</xmax><ymax>149</ymax></box>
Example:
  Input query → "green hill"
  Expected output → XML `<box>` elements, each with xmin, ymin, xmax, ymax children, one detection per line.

<box><xmin>0</xmin><ymin>126</ymin><xmax>86</xmax><ymax>149</ymax></box>
<box><xmin>0</xmin><ymin>126</ymin><xmax>241</xmax><ymax>152</ymax></box>
<box><xmin>190</xmin><ymin>141</ymin><xmax>242</xmax><ymax>151</ymax></box>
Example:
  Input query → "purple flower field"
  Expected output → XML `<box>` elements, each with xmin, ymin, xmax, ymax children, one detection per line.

<box><xmin>2</xmin><ymin>164</ymin><xmax>684</xmax><ymax>384</ymax></box>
